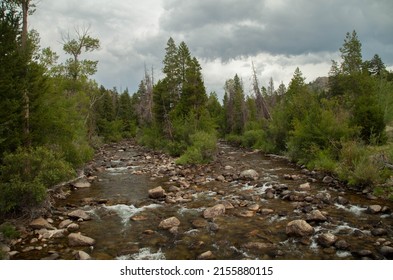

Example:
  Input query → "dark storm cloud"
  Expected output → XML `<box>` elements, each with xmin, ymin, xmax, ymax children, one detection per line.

<box><xmin>158</xmin><ymin>0</ymin><xmax>393</xmax><ymax>63</ymax></box>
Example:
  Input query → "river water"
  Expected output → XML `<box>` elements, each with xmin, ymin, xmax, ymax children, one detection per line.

<box><xmin>13</xmin><ymin>141</ymin><xmax>393</xmax><ymax>260</ymax></box>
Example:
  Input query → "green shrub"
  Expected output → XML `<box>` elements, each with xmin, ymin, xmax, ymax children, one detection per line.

<box><xmin>176</xmin><ymin>131</ymin><xmax>217</xmax><ymax>164</ymax></box>
<box><xmin>336</xmin><ymin>141</ymin><xmax>381</xmax><ymax>186</ymax></box>
<box><xmin>308</xmin><ymin>148</ymin><xmax>337</xmax><ymax>173</ymax></box>
<box><xmin>0</xmin><ymin>222</ymin><xmax>20</xmax><ymax>239</ymax></box>
<box><xmin>137</xmin><ymin>125</ymin><xmax>167</xmax><ymax>150</ymax></box>
<box><xmin>0</xmin><ymin>147</ymin><xmax>75</xmax><ymax>214</ymax></box>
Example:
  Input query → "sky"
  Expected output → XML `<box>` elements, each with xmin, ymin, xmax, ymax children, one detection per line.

<box><xmin>30</xmin><ymin>0</ymin><xmax>393</xmax><ymax>100</ymax></box>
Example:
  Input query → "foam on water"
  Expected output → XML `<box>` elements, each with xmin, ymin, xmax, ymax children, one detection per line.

<box><xmin>103</xmin><ymin>203</ymin><xmax>162</xmax><ymax>225</ymax></box>
<box><xmin>334</xmin><ymin>203</ymin><xmax>367</xmax><ymax>216</ymax></box>
<box><xmin>117</xmin><ymin>248</ymin><xmax>166</xmax><ymax>260</ymax></box>
<box><xmin>336</xmin><ymin>251</ymin><xmax>352</xmax><ymax>258</ymax></box>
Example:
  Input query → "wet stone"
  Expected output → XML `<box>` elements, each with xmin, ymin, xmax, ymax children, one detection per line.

<box><xmin>368</xmin><ymin>205</ymin><xmax>382</xmax><ymax>214</ymax></box>
<box><xmin>192</xmin><ymin>219</ymin><xmax>209</xmax><ymax>228</ymax></box>
<box><xmin>286</xmin><ymin>220</ymin><xmax>314</xmax><ymax>237</ymax></box>
<box><xmin>158</xmin><ymin>217</ymin><xmax>181</xmax><ymax>230</ymax></box>
<box><xmin>335</xmin><ymin>239</ymin><xmax>350</xmax><ymax>250</ymax></box>
<box><xmin>198</xmin><ymin>250</ymin><xmax>213</xmax><ymax>260</ymax></box>
<box><xmin>371</xmin><ymin>228</ymin><xmax>387</xmax><ymax>236</ymax></box>
<box><xmin>203</xmin><ymin>204</ymin><xmax>226</xmax><ymax>219</ymax></box>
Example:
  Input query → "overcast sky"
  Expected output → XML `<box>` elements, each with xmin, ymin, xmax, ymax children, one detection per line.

<box><xmin>30</xmin><ymin>0</ymin><xmax>393</xmax><ymax>99</ymax></box>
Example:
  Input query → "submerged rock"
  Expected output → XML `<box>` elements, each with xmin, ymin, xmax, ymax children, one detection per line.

<box><xmin>306</xmin><ymin>210</ymin><xmax>327</xmax><ymax>222</ymax></box>
<box><xmin>286</xmin><ymin>220</ymin><xmax>314</xmax><ymax>237</ymax></box>
<box><xmin>158</xmin><ymin>217</ymin><xmax>181</xmax><ymax>230</ymax></box>
<box><xmin>203</xmin><ymin>204</ymin><xmax>226</xmax><ymax>219</ymax></box>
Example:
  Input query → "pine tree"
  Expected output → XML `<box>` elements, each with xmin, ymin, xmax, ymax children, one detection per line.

<box><xmin>340</xmin><ymin>30</ymin><xmax>362</xmax><ymax>75</ymax></box>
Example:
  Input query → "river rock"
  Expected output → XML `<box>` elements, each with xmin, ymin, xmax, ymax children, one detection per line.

<box><xmin>306</xmin><ymin>210</ymin><xmax>327</xmax><ymax>222</ymax></box>
<box><xmin>335</xmin><ymin>239</ymin><xmax>350</xmax><ymax>250</ymax></box>
<box><xmin>380</xmin><ymin>246</ymin><xmax>393</xmax><ymax>258</ymax></box>
<box><xmin>192</xmin><ymin>219</ymin><xmax>208</xmax><ymax>228</ymax></box>
<box><xmin>68</xmin><ymin>209</ymin><xmax>91</xmax><ymax>221</ymax></box>
<box><xmin>76</xmin><ymin>250</ymin><xmax>92</xmax><ymax>260</ymax></box>
<box><xmin>221</xmin><ymin>200</ymin><xmax>234</xmax><ymax>209</ymax></box>
<box><xmin>368</xmin><ymin>205</ymin><xmax>382</xmax><ymax>214</ymax></box>
<box><xmin>216</xmin><ymin>175</ymin><xmax>225</xmax><ymax>182</ymax></box>
<box><xmin>260</xmin><ymin>208</ymin><xmax>274</xmax><ymax>215</ymax></box>
<box><xmin>67</xmin><ymin>223</ymin><xmax>80</xmax><ymax>232</ymax></box>
<box><xmin>322</xmin><ymin>176</ymin><xmax>334</xmax><ymax>184</ymax></box>
<box><xmin>239</xmin><ymin>169</ymin><xmax>259</xmax><ymax>181</ymax></box>
<box><xmin>72</xmin><ymin>181</ymin><xmax>91</xmax><ymax>188</ymax></box>
<box><xmin>237</xmin><ymin>210</ymin><xmax>255</xmax><ymax>217</ymax></box>
<box><xmin>286</xmin><ymin>220</ymin><xmax>314</xmax><ymax>237</ymax></box>
<box><xmin>317</xmin><ymin>233</ymin><xmax>338</xmax><ymax>247</ymax></box>
<box><xmin>158</xmin><ymin>217</ymin><xmax>181</xmax><ymax>230</ymax></box>
<box><xmin>41</xmin><ymin>229</ymin><xmax>67</xmax><ymax>239</ymax></box>
<box><xmin>68</xmin><ymin>233</ymin><xmax>95</xmax><ymax>247</ymax></box>
<box><xmin>243</xmin><ymin>242</ymin><xmax>275</xmax><ymax>250</ymax></box>
<box><xmin>29</xmin><ymin>217</ymin><xmax>55</xmax><ymax>230</ymax></box>
<box><xmin>371</xmin><ymin>228</ymin><xmax>387</xmax><ymax>236</ymax></box>
<box><xmin>299</xmin><ymin>182</ymin><xmax>311</xmax><ymax>191</ymax></box>
<box><xmin>58</xmin><ymin>219</ymin><xmax>73</xmax><ymax>229</ymax></box>
<box><xmin>203</xmin><ymin>204</ymin><xmax>226</xmax><ymax>219</ymax></box>
<box><xmin>148</xmin><ymin>186</ymin><xmax>166</xmax><ymax>199</ymax></box>
<box><xmin>248</xmin><ymin>204</ymin><xmax>260</xmax><ymax>211</ymax></box>
<box><xmin>198</xmin><ymin>250</ymin><xmax>213</xmax><ymax>260</ymax></box>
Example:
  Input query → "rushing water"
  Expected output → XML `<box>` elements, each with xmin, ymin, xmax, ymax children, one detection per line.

<box><xmin>13</xmin><ymin>142</ymin><xmax>393</xmax><ymax>260</ymax></box>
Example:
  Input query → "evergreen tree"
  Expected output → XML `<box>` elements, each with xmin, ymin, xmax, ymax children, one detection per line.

<box><xmin>340</xmin><ymin>30</ymin><xmax>362</xmax><ymax>75</ymax></box>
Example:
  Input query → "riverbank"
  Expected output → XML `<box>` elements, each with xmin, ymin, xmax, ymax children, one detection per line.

<box><xmin>1</xmin><ymin>139</ymin><xmax>393</xmax><ymax>260</ymax></box>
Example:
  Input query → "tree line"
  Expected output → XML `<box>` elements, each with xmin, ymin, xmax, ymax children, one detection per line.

<box><xmin>1</xmin><ymin>1</ymin><xmax>393</xmax><ymax>219</ymax></box>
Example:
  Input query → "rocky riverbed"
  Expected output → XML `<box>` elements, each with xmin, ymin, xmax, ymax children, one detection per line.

<box><xmin>2</xmin><ymin>140</ymin><xmax>393</xmax><ymax>260</ymax></box>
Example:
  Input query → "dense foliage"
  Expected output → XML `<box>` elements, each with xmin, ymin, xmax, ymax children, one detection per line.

<box><xmin>1</xmin><ymin>0</ymin><xmax>393</xmax><ymax>218</ymax></box>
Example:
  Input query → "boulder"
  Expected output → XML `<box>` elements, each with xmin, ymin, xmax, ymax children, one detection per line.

<box><xmin>40</xmin><ymin>229</ymin><xmax>67</xmax><ymax>239</ymax></box>
<box><xmin>216</xmin><ymin>175</ymin><xmax>225</xmax><ymax>182</ymax></box>
<box><xmin>317</xmin><ymin>233</ymin><xmax>338</xmax><ymax>247</ymax></box>
<box><xmin>29</xmin><ymin>217</ymin><xmax>55</xmax><ymax>230</ymax></box>
<box><xmin>76</xmin><ymin>250</ymin><xmax>92</xmax><ymax>260</ymax></box>
<box><xmin>239</xmin><ymin>169</ymin><xmax>259</xmax><ymax>181</ymax></box>
<box><xmin>203</xmin><ymin>204</ymin><xmax>226</xmax><ymax>219</ymax></box>
<box><xmin>335</xmin><ymin>239</ymin><xmax>350</xmax><ymax>250</ymax></box>
<box><xmin>198</xmin><ymin>250</ymin><xmax>213</xmax><ymax>260</ymax></box>
<box><xmin>58</xmin><ymin>219</ymin><xmax>73</xmax><ymax>229</ymax></box>
<box><xmin>148</xmin><ymin>186</ymin><xmax>166</xmax><ymax>199</ymax></box>
<box><xmin>67</xmin><ymin>223</ymin><xmax>80</xmax><ymax>232</ymax></box>
<box><xmin>368</xmin><ymin>205</ymin><xmax>382</xmax><ymax>214</ymax></box>
<box><xmin>68</xmin><ymin>233</ymin><xmax>95</xmax><ymax>247</ymax></box>
<box><xmin>68</xmin><ymin>209</ymin><xmax>91</xmax><ymax>221</ymax></box>
<box><xmin>380</xmin><ymin>246</ymin><xmax>393</xmax><ymax>258</ymax></box>
<box><xmin>286</xmin><ymin>220</ymin><xmax>314</xmax><ymax>237</ymax></box>
<box><xmin>248</xmin><ymin>204</ymin><xmax>260</xmax><ymax>211</ymax></box>
<box><xmin>322</xmin><ymin>176</ymin><xmax>334</xmax><ymax>184</ymax></box>
<box><xmin>299</xmin><ymin>182</ymin><xmax>311</xmax><ymax>191</ymax></box>
<box><xmin>371</xmin><ymin>228</ymin><xmax>387</xmax><ymax>236</ymax></box>
<box><xmin>306</xmin><ymin>210</ymin><xmax>327</xmax><ymax>222</ymax></box>
<box><xmin>158</xmin><ymin>217</ymin><xmax>181</xmax><ymax>230</ymax></box>
<box><xmin>260</xmin><ymin>208</ymin><xmax>274</xmax><ymax>215</ymax></box>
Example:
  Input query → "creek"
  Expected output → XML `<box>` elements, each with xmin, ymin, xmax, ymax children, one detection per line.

<box><xmin>11</xmin><ymin>141</ymin><xmax>393</xmax><ymax>260</ymax></box>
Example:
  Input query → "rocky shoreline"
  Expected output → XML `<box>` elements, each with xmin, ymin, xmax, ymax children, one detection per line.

<box><xmin>1</xmin><ymin>139</ymin><xmax>393</xmax><ymax>260</ymax></box>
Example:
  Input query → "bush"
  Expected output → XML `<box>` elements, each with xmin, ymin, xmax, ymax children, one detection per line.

<box><xmin>176</xmin><ymin>131</ymin><xmax>217</xmax><ymax>164</ymax></box>
<box><xmin>137</xmin><ymin>125</ymin><xmax>167</xmax><ymax>150</ymax></box>
<box><xmin>0</xmin><ymin>147</ymin><xmax>75</xmax><ymax>214</ymax></box>
<box><xmin>336</xmin><ymin>141</ymin><xmax>381</xmax><ymax>186</ymax></box>
<box><xmin>0</xmin><ymin>222</ymin><xmax>20</xmax><ymax>239</ymax></box>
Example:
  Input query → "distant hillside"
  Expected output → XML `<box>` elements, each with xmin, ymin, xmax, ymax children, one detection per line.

<box><xmin>308</xmin><ymin>76</ymin><xmax>329</xmax><ymax>93</ymax></box>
